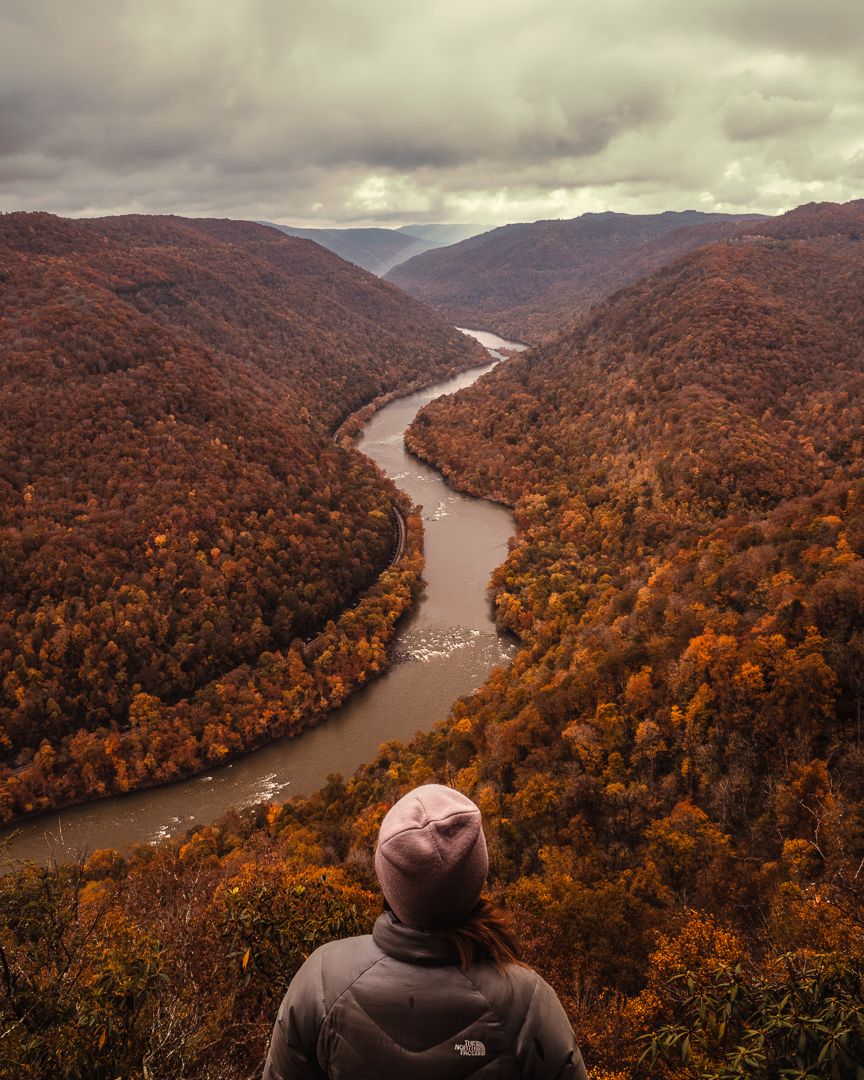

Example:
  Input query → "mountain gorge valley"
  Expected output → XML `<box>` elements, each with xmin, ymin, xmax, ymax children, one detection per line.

<box><xmin>1</xmin><ymin>203</ymin><xmax>863</xmax><ymax>1079</ymax></box>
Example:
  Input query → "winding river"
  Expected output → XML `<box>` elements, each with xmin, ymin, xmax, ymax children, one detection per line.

<box><xmin>0</xmin><ymin>329</ymin><xmax>526</xmax><ymax>867</ymax></box>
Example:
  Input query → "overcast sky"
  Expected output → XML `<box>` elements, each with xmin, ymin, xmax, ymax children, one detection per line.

<box><xmin>2</xmin><ymin>0</ymin><xmax>863</xmax><ymax>226</ymax></box>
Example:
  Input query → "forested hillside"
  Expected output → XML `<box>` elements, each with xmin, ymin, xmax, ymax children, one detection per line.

<box><xmin>400</xmin><ymin>199</ymin><xmax>864</xmax><ymax>1071</ymax></box>
<box><xmin>386</xmin><ymin>210</ymin><xmax>763</xmax><ymax>341</ymax></box>
<box><xmin>2</xmin><ymin>203</ymin><xmax>863</xmax><ymax>1079</ymax></box>
<box><xmin>0</xmin><ymin>212</ymin><xmax>483</xmax><ymax>819</ymax></box>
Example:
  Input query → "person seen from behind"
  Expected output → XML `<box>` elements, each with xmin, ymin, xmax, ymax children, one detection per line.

<box><xmin>263</xmin><ymin>783</ymin><xmax>589</xmax><ymax>1078</ymax></box>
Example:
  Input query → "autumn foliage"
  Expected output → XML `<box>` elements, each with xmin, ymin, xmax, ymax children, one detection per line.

<box><xmin>0</xmin><ymin>212</ymin><xmax>483</xmax><ymax>819</ymax></box>
<box><xmin>3</xmin><ymin>202</ymin><xmax>864</xmax><ymax>1077</ymax></box>
<box><xmin>399</xmin><ymin>200</ymin><xmax>864</xmax><ymax>1070</ymax></box>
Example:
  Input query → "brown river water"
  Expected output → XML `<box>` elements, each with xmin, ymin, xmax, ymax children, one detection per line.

<box><xmin>1</xmin><ymin>329</ymin><xmax>526</xmax><ymax>867</ymax></box>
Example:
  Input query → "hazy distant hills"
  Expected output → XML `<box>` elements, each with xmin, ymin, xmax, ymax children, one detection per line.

<box><xmin>396</xmin><ymin>223</ymin><xmax>490</xmax><ymax>246</ymax></box>
<box><xmin>0</xmin><ymin>212</ymin><xmax>482</xmax><ymax>768</ymax></box>
<box><xmin>387</xmin><ymin>210</ymin><xmax>766</xmax><ymax>341</ymax></box>
<box><xmin>259</xmin><ymin>223</ymin><xmax>430</xmax><ymax>275</ymax></box>
<box><xmin>260</xmin><ymin>221</ymin><xmax>490</xmax><ymax>275</ymax></box>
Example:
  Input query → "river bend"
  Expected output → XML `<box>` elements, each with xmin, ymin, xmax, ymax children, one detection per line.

<box><xmin>1</xmin><ymin>329</ymin><xmax>525</xmax><ymax>865</ymax></box>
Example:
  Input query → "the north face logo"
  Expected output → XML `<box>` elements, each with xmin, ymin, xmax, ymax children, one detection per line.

<box><xmin>455</xmin><ymin>1040</ymin><xmax>486</xmax><ymax>1056</ymax></box>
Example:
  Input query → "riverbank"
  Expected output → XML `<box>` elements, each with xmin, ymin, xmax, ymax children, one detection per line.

<box><xmin>1</xmin><ymin>331</ymin><xmax>521</xmax><ymax>864</ymax></box>
<box><xmin>0</xmin><ymin>493</ymin><xmax>424</xmax><ymax>828</ymax></box>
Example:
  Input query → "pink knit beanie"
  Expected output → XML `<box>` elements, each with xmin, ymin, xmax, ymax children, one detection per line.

<box><xmin>375</xmin><ymin>784</ymin><xmax>489</xmax><ymax>928</ymax></box>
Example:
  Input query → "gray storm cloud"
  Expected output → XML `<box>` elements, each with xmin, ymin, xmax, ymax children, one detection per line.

<box><xmin>1</xmin><ymin>0</ymin><xmax>862</xmax><ymax>224</ymax></box>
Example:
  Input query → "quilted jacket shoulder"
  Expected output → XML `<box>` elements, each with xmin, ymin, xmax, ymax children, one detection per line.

<box><xmin>263</xmin><ymin>913</ymin><xmax>588</xmax><ymax>1079</ymax></box>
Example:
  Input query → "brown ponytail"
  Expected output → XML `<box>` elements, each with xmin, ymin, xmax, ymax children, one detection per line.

<box><xmin>439</xmin><ymin>898</ymin><xmax>524</xmax><ymax>973</ymax></box>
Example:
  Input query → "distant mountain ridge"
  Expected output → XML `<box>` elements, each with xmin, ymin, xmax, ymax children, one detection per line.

<box><xmin>259</xmin><ymin>223</ymin><xmax>430</xmax><ymax>275</ymax></box>
<box><xmin>259</xmin><ymin>221</ymin><xmax>491</xmax><ymax>275</ymax></box>
<box><xmin>386</xmin><ymin>209</ymin><xmax>767</xmax><ymax>340</ymax></box>
<box><xmin>396</xmin><ymin>223</ymin><xmax>490</xmax><ymax>246</ymax></box>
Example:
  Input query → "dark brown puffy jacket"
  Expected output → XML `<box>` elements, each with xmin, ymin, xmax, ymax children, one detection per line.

<box><xmin>263</xmin><ymin>911</ymin><xmax>589</xmax><ymax>1079</ymax></box>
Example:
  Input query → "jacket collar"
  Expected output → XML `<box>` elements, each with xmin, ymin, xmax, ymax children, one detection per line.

<box><xmin>372</xmin><ymin>911</ymin><xmax>460</xmax><ymax>966</ymax></box>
